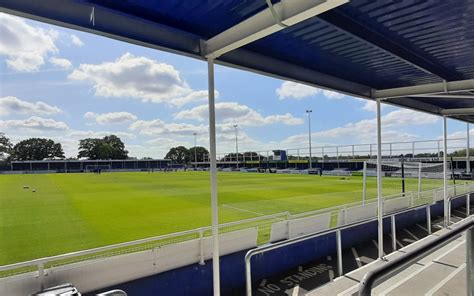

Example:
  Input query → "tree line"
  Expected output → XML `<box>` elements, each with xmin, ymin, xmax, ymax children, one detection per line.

<box><xmin>0</xmin><ymin>133</ymin><xmax>128</xmax><ymax>161</ymax></box>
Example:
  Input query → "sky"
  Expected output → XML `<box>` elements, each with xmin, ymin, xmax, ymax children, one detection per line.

<box><xmin>0</xmin><ymin>13</ymin><xmax>471</xmax><ymax>159</ymax></box>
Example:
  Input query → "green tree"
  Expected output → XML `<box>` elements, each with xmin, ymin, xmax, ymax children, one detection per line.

<box><xmin>78</xmin><ymin>135</ymin><xmax>128</xmax><ymax>160</ymax></box>
<box><xmin>165</xmin><ymin>146</ymin><xmax>190</xmax><ymax>164</ymax></box>
<box><xmin>188</xmin><ymin>146</ymin><xmax>209</xmax><ymax>162</ymax></box>
<box><xmin>11</xmin><ymin>138</ymin><xmax>65</xmax><ymax>160</ymax></box>
<box><xmin>0</xmin><ymin>133</ymin><xmax>13</xmax><ymax>159</ymax></box>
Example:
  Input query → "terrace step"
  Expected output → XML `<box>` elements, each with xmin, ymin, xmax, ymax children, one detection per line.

<box><xmin>305</xmin><ymin>219</ymin><xmax>469</xmax><ymax>296</ymax></box>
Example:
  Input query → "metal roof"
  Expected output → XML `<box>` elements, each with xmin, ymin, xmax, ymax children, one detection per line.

<box><xmin>1</xmin><ymin>0</ymin><xmax>473</xmax><ymax>121</ymax></box>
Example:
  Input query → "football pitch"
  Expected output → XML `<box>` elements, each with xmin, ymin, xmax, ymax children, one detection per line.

<box><xmin>0</xmin><ymin>171</ymin><xmax>443</xmax><ymax>265</ymax></box>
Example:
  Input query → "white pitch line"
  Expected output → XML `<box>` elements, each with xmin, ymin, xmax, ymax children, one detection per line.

<box><xmin>403</xmin><ymin>228</ymin><xmax>419</xmax><ymax>240</ymax></box>
<box><xmin>222</xmin><ymin>204</ymin><xmax>265</xmax><ymax>217</ymax></box>
<box><xmin>380</xmin><ymin>240</ymin><xmax>465</xmax><ymax>296</ymax></box>
<box><xmin>351</xmin><ymin>247</ymin><xmax>363</xmax><ymax>268</ymax></box>
<box><xmin>425</xmin><ymin>263</ymin><xmax>466</xmax><ymax>296</ymax></box>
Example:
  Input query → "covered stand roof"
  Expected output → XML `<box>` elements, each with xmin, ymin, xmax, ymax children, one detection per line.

<box><xmin>1</xmin><ymin>0</ymin><xmax>474</xmax><ymax>121</ymax></box>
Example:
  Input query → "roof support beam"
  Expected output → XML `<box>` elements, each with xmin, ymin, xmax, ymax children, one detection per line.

<box><xmin>204</xmin><ymin>0</ymin><xmax>348</xmax><ymax>59</ymax></box>
<box><xmin>410</xmin><ymin>94</ymin><xmax>474</xmax><ymax>99</ymax></box>
<box><xmin>318</xmin><ymin>10</ymin><xmax>463</xmax><ymax>81</ymax></box>
<box><xmin>374</xmin><ymin>79</ymin><xmax>474</xmax><ymax>99</ymax></box>
<box><xmin>441</xmin><ymin>108</ymin><xmax>474</xmax><ymax>116</ymax></box>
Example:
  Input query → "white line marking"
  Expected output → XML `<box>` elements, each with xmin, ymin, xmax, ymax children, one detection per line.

<box><xmin>380</xmin><ymin>240</ymin><xmax>465</xmax><ymax>296</ymax></box>
<box><xmin>425</xmin><ymin>263</ymin><xmax>466</xmax><ymax>296</ymax></box>
<box><xmin>298</xmin><ymin>266</ymin><xmax>303</xmax><ymax>272</ymax></box>
<box><xmin>329</xmin><ymin>269</ymin><xmax>334</xmax><ymax>281</ymax></box>
<box><xmin>259</xmin><ymin>279</ymin><xmax>267</xmax><ymax>287</ymax></box>
<box><xmin>222</xmin><ymin>204</ymin><xmax>264</xmax><ymax>217</ymax></box>
<box><xmin>327</xmin><ymin>255</ymin><xmax>332</xmax><ymax>261</ymax></box>
<box><xmin>292</xmin><ymin>285</ymin><xmax>300</xmax><ymax>296</ymax></box>
<box><xmin>351</xmin><ymin>247</ymin><xmax>363</xmax><ymax>268</ymax></box>
<box><xmin>403</xmin><ymin>228</ymin><xmax>419</xmax><ymax>240</ymax></box>
<box><xmin>389</xmin><ymin>233</ymin><xmax>404</xmax><ymax>248</ymax></box>
<box><xmin>337</xmin><ymin>282</ymin><xmax>359</xmax><ymax>296</ymax></box>
<box><xmin>416</xmin><ymin>223</ymin><xmax>428</xmax><ymax>232</ymax></box>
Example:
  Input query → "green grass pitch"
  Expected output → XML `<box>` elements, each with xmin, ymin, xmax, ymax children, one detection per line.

<box><xmin>0</xmin><ymin>171</ymin><xmax>444</xmax><ymax>265</ymax></box>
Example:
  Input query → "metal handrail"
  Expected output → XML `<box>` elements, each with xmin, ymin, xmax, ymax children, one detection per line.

<box><xmin>0</xmin><ymin>211</ymin><xmax>289</xmax><ymax>272</ymax></box>
<box><xmin>244</xmin><ymin>189</ymin><xmax>472</xmax><ymax>295</ymax></box>
<box><xmin>358</xmin><ymin>216</ymin><xmax>474</xmax><ymax>296</ymax></box>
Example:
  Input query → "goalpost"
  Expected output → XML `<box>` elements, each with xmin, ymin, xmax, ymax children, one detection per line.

<box><xmin>85</xmin><ymin>165</ymin><xmax>111</xmax><ymax>172</ymax></box>
<box><xmin>362</xmin><ymin>160</ymin><xmax>451</xmax><ymax>204</ymax></box>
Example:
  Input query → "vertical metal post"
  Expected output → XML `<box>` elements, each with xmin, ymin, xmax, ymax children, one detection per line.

<box><xmin>443</xmin><ymin>116</ymin><xmax>449</xmax><ymax>228</ymax></box>
<box><xmin>38</xmin><ymin>263</ymin><xmax>45</xmax><ymax>290</ymax></box>
<box><xmin>369</xmin><ymin>144</ymin><xmax>372</xmax><ymax>158</ymax></box>
<box><xmin>199</xmin><ymin>229</ymin><xmax>205</xmax><ymax>265</ymax></box>
<box><xmin>297</xmin><ymin>148</ymin><xmax>300</xmax><ymax>160</ymax></box>
<box><xmin>306</xmin><ymin>110</ymin><xmax>313</xmax><ymax>169</ymax></box>
<box><xmin>467</xmin><ymin>193</ymin><xmax>471</xmax><ymax>217</ymax></box>
<box><xmin>418</xmin><ymin>162</ymin><xmax>422</xmax><ymax>198</ymax></box>
<box><xmin>412</xmin><ymin>141</ymin><xmax>415</xmax><ymax>158</ymax></box>
<box><xmin>438</xmin><ymin>140</ymin><xmax>441</xmax><ymax>158</ymax></box>
<box><xmin>362</xmin><ymin>161</ymin><xmax>367</xmax><ymax>205</ymax></box>
<box><xmin>391</xmin><ymin>215</ymin><xmax>396</xmax><ymax>251</ymax></box>
<box><xmin>234</xmin><ymin>124</ymin><xmax>239</xmax><ymax>169</ymax></box>
<box><xmin>467</xmin><ymin>227</ymin><xmax>473</xmax><ymax>296</ymax></box>
<box><xmin>207</xmin><ymin>59</ymin><xmax>220</xmax><ymax>295</ymax></box>
<box><xmin>389</xmin><ymin>143</ymin><xmax>392</xmax><ymax>157</ymax></box>
<box><xmin>336</xmin><ymin>229</ymin><xmax>343</xmax><ymax>276</ymax></box>
<box><xmin>467</xmin><ymin>123</ymin><xmax>471</xmax><ymax>173</ymax></box>
<box><xmin>245</xmin><ymin>255</ymin><xmax>252</xmax><ymax>296</ymax></box>
<box><xmin>286</xmin><ymin>212</ymin><xmax>291</xmax><ymax>239</ymax></box>
<box><xmin>352</xmin><ymin>145</ymin><xmax>355</xmax><ymax>159</ymax></box>
<box><xmin>376</xmin><ymin>99</ymin><xmax>384</xmax><ymax>259</ymax></box>
<box><xmin>194</xmin><ymin>132</ymin><xmax>198</xmax><ymax>169</ymax></box>
<box><xmin>426</xmin><ymin>205</ymin><xmax>431</xmax><ymax>235</ymax></box>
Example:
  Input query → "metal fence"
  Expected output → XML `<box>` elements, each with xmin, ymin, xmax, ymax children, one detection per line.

<box><xmin>199</xmin><ymin>138</ymin><xmax>469</xmax><ymax>163</ymax></box>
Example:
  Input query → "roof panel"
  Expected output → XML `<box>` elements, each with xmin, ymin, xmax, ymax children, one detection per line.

<box><xmin>1</xmin><ymin>0</ymin><xmax>473</xmax><ymax>121</ymax></box>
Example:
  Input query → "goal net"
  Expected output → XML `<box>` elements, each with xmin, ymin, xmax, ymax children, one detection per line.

<box><xmin>363</xmin><ymin>160</ymin><xmax>452</xmax><ymax>201</ymax></box>
<box><xmin>85</xmin><ymin>165</ymin><xmax>111</xmax><ymax>172</ymax></box>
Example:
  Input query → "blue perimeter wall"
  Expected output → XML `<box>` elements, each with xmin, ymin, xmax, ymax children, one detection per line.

<box><xmin>90</xmin><ymin>196</ymin><xmax>471</xmax><ymax>296</ymax></box>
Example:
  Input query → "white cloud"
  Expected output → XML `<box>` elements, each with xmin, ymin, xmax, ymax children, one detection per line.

<box><xmin>277</xmin><ymin>81</ymin><xmax>319</xmax><ymax>100</ymax></box>
<box><xmin>282</xmin><ymin>109</ymin><xmax>439</xmax><ymax>146</ymax></box>
<box><xmin>276</xmin><ymin>81</ymin><xmax>345</xmax><ymax>100</ymax></box>
<box><xmin>83</xmin><ymin>111</ymin><xmax>138</xmax><ymax>125</ymax></box>
<box><xmin>174</xmin><ymin>102</ymin><xmax>304</xmax><ymax>126</ymax></box>
<box><xmin>70</xmin><ymin>34</ymin><xmax>84</xmax><ymax>46</ymax></box>
<box><xmin>0</xmin><ymin>116</ymin><xmax>68</xmax><ymax>131</ymax></box>
<box><xmin>49</xmin><ymin>57</ymin><xmax>72</xmax><ymax>69</ymax></box>
<box><xmin>67</xmin><ymin>130</ymin><xmax>135</xmax><ymax>140</ymax></box>
<box><xmin>129</xmin><ymin>119</ymin><xmax>207</xmax><ymax>136</ymax></box>
<box><xmin>0</xmin><ymin>14</ymin><xmax>58</xmax><ymax>72</ymax></box>
<box><xmin>0</xmin><ymin>96</ymin><xmax>61</xmax><ymax>116</ymax></box>
<box><xmin>68</xmin><ymin>53</ymin><xmax>208</xmax><ymax>106</ymax></box>
<box><xmin>323</xmin><ymin>90</ymin><xmax>344</xmax><ymax>99</ymax></box>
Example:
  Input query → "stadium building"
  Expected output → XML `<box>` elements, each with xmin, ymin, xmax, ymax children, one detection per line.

<box><xmin>8</xmin><ymin>159</ymin><xmax>171</xmax><ymax>173</ymax></box>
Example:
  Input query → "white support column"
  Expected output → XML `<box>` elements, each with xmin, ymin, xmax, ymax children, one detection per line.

<box><xmin>443</xmin><ymin>116</ymin><xmax>449</xmax><ymax>228</ymax></box>
<box><xmin>362</xmin><ymin>161</ymin><xmax>367</xmax><ymax>205</ymax></box>
<box><xmin>467</xmin><ymin>123</ymin><xmax>471</xmax><ymax>173</ymax></box>
<box><xmin>207</xmin><ymin>59</ymin><xmax>220</xmax><ymax>295</ymax></box>
<box><xmin>376</xmin><ymin>99</ymin><xmax>384</xmax><ymax>259</ymax></box>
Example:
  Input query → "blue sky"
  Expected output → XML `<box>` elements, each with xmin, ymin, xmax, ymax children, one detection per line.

<box><xmin>0</xmin><ymin>13</ymin><xmax>470</xmax><ymax>158</ymax></box>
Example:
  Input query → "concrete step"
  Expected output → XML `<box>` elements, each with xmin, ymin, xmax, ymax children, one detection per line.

<box><xmin>380</xmin><ymin>240</ymin><xmax>465</xmax><ymax>295</ymax></box>
<box><xmin>373</xmin><ymin>238</ymin><xmax>465</xmax><ymax>295</ymax></box>
<box><xmin>305</xmin><ymin>218</ymin><xmax>470</xmax><ymax>296</ymax></box>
